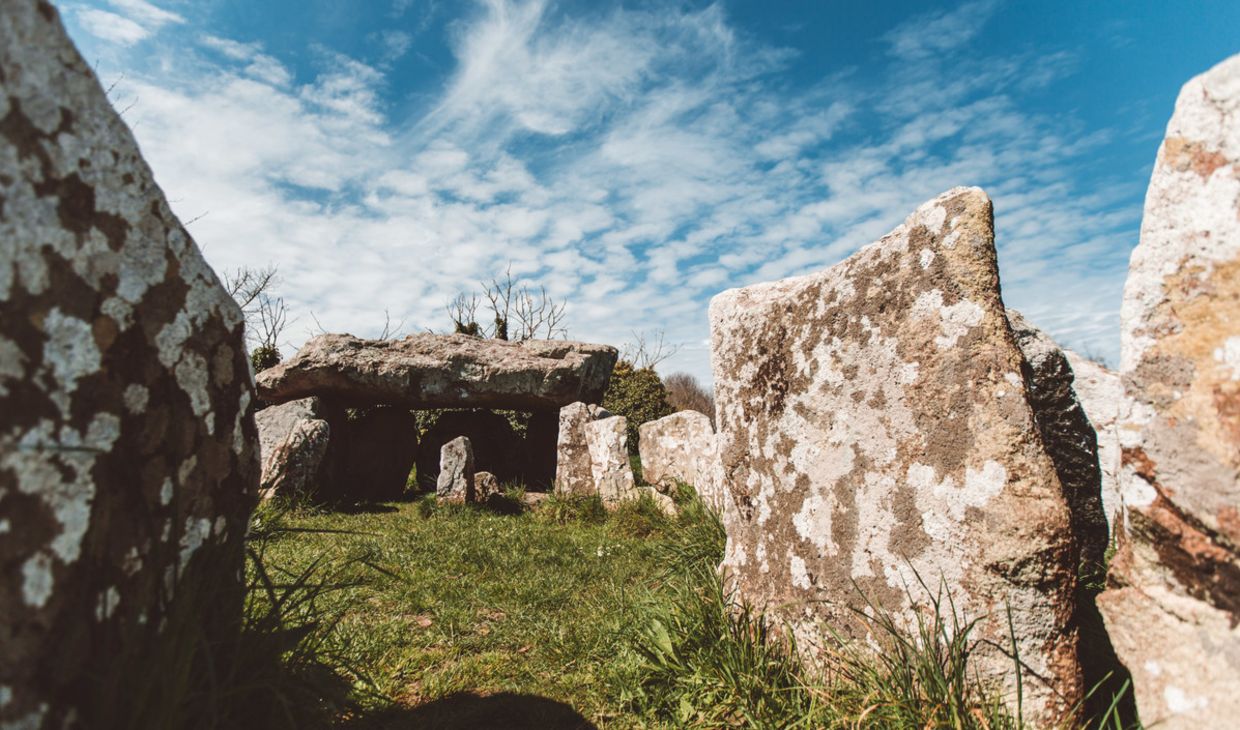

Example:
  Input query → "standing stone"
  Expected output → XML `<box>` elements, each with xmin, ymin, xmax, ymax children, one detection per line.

<box><xmin>416</xmin><ymin>410</ymin><xmax>520</xmax><ymax>490</ymax></box>
<box><xmin>336</xmin><ymin>406</ymin><xmax>417</xmax><ymax>502</ymax></box>
<box><xmin>1062</xmin><ymin>352</ymin><xmax>1125</xmax><ymax>533</ymax></box>
<box><xmin>638</xmin><ymin>411</ymin><xmax>722</xmax><ymax>508</ymax></box>
<box><xmin>255</xmin><ymin>397</ymin><xmax>330</xmax><ymax>500</ymax></box>
<box><xmin>710</xmin><ymin>187</ymin><xmax>1083</xmax><ymax>725</ymax></box>
<box><xmin>436</xmin><ymin>436</ymin><xmax>475</xmax><ymax>504</ymax></box>
<box><xmin>0</xmin><ymin>4</ymin><xmax>259</xmax><ymax>726</ymax></box>
<box><xmin>474</xmin><ymin>471</ymin><xmax>502</xmax><ymax>503</ymax></box>
<box><xmin>1007</xmin><ymin>311</ymin><xmax>1110</xmax><ymax>576</ymax></box>
<box><xmin>1098</xmin><ymin>54</ymin><xmax>1240</xmax><ymax>729</ymax></box>
<box><xmin>585</xmin><ymin>416</ymin><xmax>636</xmax><ymax>504</ymax></box>
<box><xmin>555</xmin><ymin>402</ymin><xmax>610</xmax><ymax>496</ymax></box>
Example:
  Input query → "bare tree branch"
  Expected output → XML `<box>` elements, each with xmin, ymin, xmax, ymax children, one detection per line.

<box><xmin>622</xmin><ymin>329</ymin><xmax>679</xmax><ymax>370</ymax></box>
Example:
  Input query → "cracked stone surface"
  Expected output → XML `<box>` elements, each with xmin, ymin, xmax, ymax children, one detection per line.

<box><xmin>256</xmin><ymin>333</ymin><xmax>617</xmax><ymax>411</ymax></box>
<box><xmin>0</xmin><ymin>3</ymin><xmax>259</xmax><ymax>726</ymax></box>
<box><xmin>710</xmin><ymin>187</ymin><xmax>1083</xmax><ymax>725</ymax></box>
<box><xmin>255</xmin><ymin>398</ymin><xmax>330</xmax><ymax>500</ymax></box>
<box><xmin>1061</xmin><ymin>351</ymin><xmax>1126</xmax><ymax>534</ymax></box>
<box><xmin>1098</xmin><ymin>53</ymin><xmax>1240</xmax><ymax>729</ymax></box>
<box><xmin>1007</xmin><ymin>310</ymin><xmax>1110</xmax><ymax>575</ymax></box>
<box><xmin>637</xmin><ymin>410</ymin><xmax>723</xmax><ymax>509</ymax></box>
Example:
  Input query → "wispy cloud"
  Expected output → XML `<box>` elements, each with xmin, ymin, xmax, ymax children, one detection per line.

<box><xmin>67</xmin><ymin>0</ymin><xmax>1137</xmax><ymax>379</ymax></box>
<box><xmin>74</xmin><ymin>0</ymin><xmax>183</xmax><ymax>46</ymax></box>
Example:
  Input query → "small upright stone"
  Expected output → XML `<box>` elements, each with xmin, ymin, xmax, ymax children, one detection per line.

<box><xmin>1098</xmin><ymin>53</ymin><xmax>1240</xmax><ymax>729</ymax></box>
<box><xmin>474</xmin><ymin>471</ymin><xmax>502</xmax><ymax>502</ymax></box>
<box><xmin>255</xmin><ymin>398</ymin><xmax>331</xmax><ymax>500</ymax></box>
<box><xmin>584</xmin><ymin>416</ymin><xmax>636</xmax><ymax>504</ymax></box>
<box><xmin>436</xmin><ymin>436</ymin><xmax>475</xmax><ymax>504</ymax></box>
<box><xmin>555</xmin><ymin>402</ymin><xmax>610</xmax><ymax>496</ymax></box>
<box><xmin>638</xmin><ymin>410</ymin><xmax>722</xmax><ymax>508</ymax></box>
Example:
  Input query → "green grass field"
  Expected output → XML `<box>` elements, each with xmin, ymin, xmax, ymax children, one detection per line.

<box><xmin>235</xmin><ymin>488</ymin><xmax>1133</xmax><ymax>730</ymax></box>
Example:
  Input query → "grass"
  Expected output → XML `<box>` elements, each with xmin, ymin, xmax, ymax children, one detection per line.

<box><xmin>146</xmin><ymin>483</ymin><xmax>1138</xmax><ymax>729</ymax></box>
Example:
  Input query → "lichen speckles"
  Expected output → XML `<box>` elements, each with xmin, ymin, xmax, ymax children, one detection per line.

<box><xmin>2</xmin><ymin>2</ymin><xmax>259</xmax><ymax>721</ymax></box>
<box><xmin>911</xmin><ymin>289</ymin><xmax>985</xmax><ymax>349</ymax></box>
<box><xmin>711</xmin><ymin>187</ymin><xmax>1083</xmax><ymax>724</ymax></box>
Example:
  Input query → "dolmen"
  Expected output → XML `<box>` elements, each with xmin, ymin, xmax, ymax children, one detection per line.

<box><xmin>253</xmin><ymin>333</ymin><xmax>617</xmax><ymax>501</ymax></box>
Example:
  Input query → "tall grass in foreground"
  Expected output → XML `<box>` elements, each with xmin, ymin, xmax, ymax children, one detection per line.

<box><xmin>629</xmin><ymin>486</ymin><xmax>1138</xmax><ymax>729</ymax></box>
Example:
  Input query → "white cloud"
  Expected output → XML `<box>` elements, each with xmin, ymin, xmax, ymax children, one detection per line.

<box><xmin>77</xmin><ymin>8</ymin><xmax>149</xmax><ymax>45</ymax></box>
<box><xmin>71</xmin><ymin>0</ymin><xmax>1136</xmax><ymax>383</ymax></box>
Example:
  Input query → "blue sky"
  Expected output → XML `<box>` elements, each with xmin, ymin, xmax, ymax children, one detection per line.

<box><xmin>61</xmin><ymin>0</ymin><xmax>1240</xmax><ymax>381</ymax></box>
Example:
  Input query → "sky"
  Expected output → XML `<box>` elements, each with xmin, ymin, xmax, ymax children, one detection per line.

<box><xmin>60</xmin><ymin>0</ymin><xmax>1240</xmax><ymax>382</ymax></box>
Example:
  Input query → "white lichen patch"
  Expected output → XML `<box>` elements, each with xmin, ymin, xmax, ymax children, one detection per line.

<box><xmin>179</xmin><ymin>516</ymin><xmax>213</xmax><ymax>572</ymax></box>
<box><xmin>41</xmin><ymin>308</ymin><xmax>101</xmax><ymax>416</ymax></box>
<box><xmin>1214</xmin><ymin>335</ymin><xmax>1240</xmax><ymax>380</ymax></box>
<box><xmin>160</xmin><ymin>478</ymin><xmax>174</xmax><ymax>506</ymax></box>
<box><xmin>793</xmin><ymin>493</ymin><xmax>838</xmax><ymax>555</ymax></box>
<box><xmin>1164</xmin><ymin>685</ymin><xmax>1209</xmax><ymax>715</ymax></box>
<box><xmin>910</xmin><ymin>461</ymin><xmax>1007</xmax><ymax>542</ymax></box>
<box><xmin>21</xmin><ymin>553</ymin><xmax>54</xmax><ymax>607</ymax></box>
<box><xmin>123</xmin><ymin>383</ymin><xmax>149</xmax><ymax>413</ymax></box>
<box><xmin>919</xmin><ymin>248</ymin><xmax>935</xmax><ymax>269</ymax></box>
<box><xmin>0</xmin><ymin>335</ymin><xmax>25</xmax><ymax>397</ymax></box>
<box><xmin>95</xmin><ymin>585</ymin><xmax>121</xmax><ymax>621</ymax></box>
<box><xmin>911</xmin><ymin>290</ymin><xmax>985</xmax><ymax>349</ymax></box>
<box><xmin>790</xmin><ymin>554</ymin><xmax>812</xmax><ymax>589</ymax></box>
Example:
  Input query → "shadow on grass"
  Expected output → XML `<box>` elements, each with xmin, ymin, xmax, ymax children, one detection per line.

<box><xmin>343</xmin><ymin>693</ymin><xmax>597</xmax><ymax>730</ymax></box>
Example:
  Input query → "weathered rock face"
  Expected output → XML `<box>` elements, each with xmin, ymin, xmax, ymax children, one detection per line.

<box><xmin>710</xmin><ymin>188</ymin><xmax>1083</xmax><ymax>724</ymax></box>
<box><xmin>337</xmin><ymin>406</ymin><xmax>417</xmax><ymax>502</ymax></box>
<box><xmin>585</xmin><ymin>416</ymin><xmax>636</xmax><ymax>503</ymax></box>
<box><xmin>474</xmin><ymin>471</ymin><xmax>502</xmax><ymax>502</ymax></box>
<box><xmin>1062</xmin><ymin>352</ymin><xmax>1125</xmax><ymax>532</ymax></box>
<box><xmin>638</xmin><ymin>410</ymin><xmax>722</xmax><ymax>508</ymax></box>
<box><xmin>256</xmin><ymin>333</ymin><xmax>618</xmax><ymax>410</ymax></box>
<box><xmin>1007</xmin><ymin>311</ymin><xmax>1110</xmax><ymax>575</ymax></box>
<box><xmin>256</xmin><ymin>398</ymin><xmax>330</xmax><ymax>499</ymax></box>
<box><xmin>0</xmin><ymin>4</ymin><xmax>259</xmax><ymax>726</ymax></box>
<box><xmin>555</xmin><ymin>402</ymin><xmax>610</xmax><ymax>496</ymax></box>
<box><xmin>416</xmin><ymin>410</ymin><xmax>520</xmax><ymax>490</ymax></box>
<box><xmin>1098</xmin><ymin>54</ymin><xmax>1240</xmax><ymax>729</ymax></box>
<box><xmin>437</xmin><ymin>436</ymin><xmax>475</xmax><ymax>503</ymax></box>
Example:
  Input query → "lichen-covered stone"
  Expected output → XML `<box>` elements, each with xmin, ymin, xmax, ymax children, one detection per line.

<box><xmin>584</xmin><ymin>416</ymin><xmax>636</xmax><ymax>504</ymax></box>
<box><xmin>1007</xmin><ymin>311</ymin><xmax>1110</xmax><ymax>575</ymax></box>
<box><xmin>256</xmin><ymin>333</ymin><xmax>618</xmax><ymax>411</ymax></box>
<box><xmin>555</xmin><ymin>402</ymin><xmax>610</xmax><ymax>496</ymax></box>
<box><xmin>436</xmin><ymin>436</ymin><xmax>475</xmax><ymax>504</ymax></box>
<box><xmin>1098</xmin><ymin>53</ymin><xmax>1240</xmax><ymax>729</ymax></box>
<box><xmin>255</xmin><ymin>398</ymin><xmax>330</xmax><ymax>500</ymax></box>
<box><xmin>710</xmin><ymin>187</ymin><xmax>1083</xmax><ymax>725</ymax></box>
<box><xmin>474</xmin><ymin>471</ymin><xmax>502</xmax><ymax>502</ymax></box>
<box><xmin>0</xmin><ymin>3</ymin><xmax>259</xmax><ymax>726</ymax></box>
<box><xmin>638</xmin><ymin>410</ymin><xmax>723</xmax><ymax>508</ymax></box>
<box><xmin>1062</xmin><ymin>352</ymin><xmax>1126</xmax><ymax>532</ymax></box>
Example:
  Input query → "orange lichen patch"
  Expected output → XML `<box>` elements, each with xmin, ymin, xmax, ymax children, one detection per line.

<box><xmin>1151</xmin><ymin>256</ymin><xmax>1240</xmax><ymax>469</ymax></box>
<box><xmin>1162</xmin><ymin>137</ymin><xmax>1230</xmax><ymax>179</ymax></box>
<box><xmin>1140</xmin><ymin>491</ymin><xmax>1240</xmax><ymax>625</ymax></box>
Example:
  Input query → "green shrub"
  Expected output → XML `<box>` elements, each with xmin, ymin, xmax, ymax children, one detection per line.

<box><xmin>603</xmin><ymin>360</ymin><xmax>674</xmax><ymax>454</ymax></box>
<box><xmin>250</xmin><ymin>344</ymin><xmax>281</xmax><ymax>374</ymax></box>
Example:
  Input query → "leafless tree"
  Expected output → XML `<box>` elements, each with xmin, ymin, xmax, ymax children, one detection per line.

<box><xmin>447</xmin><ymin>292</ymin><xmax>482</xmax><ymax>336</ymax></box>
<box><xmin>663</xmin><ymin>372</ymin><xmax>715</xmax><ymax>426</ymax></box>
<box><xmin>622</xmin><ymin>329</ymin><xmax>679</xmax><ymax>370</ymax></box>
<box><xmin>377</xmin><ymin>308</ymin><xmax>406</xmax><ymax>340</ymax></box>
<box><xmin>447</xmin><ymin>263</ymin><xmax>569</xmax><ymax>340</ymax></box>
<box><xmin>223</xmin><ymin>265</ymin><xmax>288</xmax><ymax>352</ymax></box>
